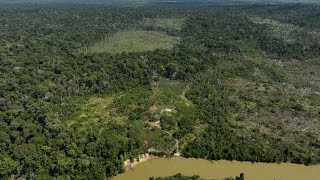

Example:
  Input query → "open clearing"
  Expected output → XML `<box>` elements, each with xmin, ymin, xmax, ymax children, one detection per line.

<box><xmin>250</xmin><ymin>17</ymin><xmax>320</xmax><ymax>44</ymax></box>
<box><xmin>86</xmin><ymin>30</ymin><xmax>179</xmax><ymax>54</ymax></box>
<box><xmin>66</xmin><ymin>95</ymin><xmax>128</xmax><ymax>128</ymax></box>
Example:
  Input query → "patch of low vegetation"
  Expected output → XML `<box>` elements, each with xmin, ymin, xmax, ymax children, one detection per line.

<box><xmin>150</xmin><ymin>173</ymin><xmax>202</xmax><ymax>180</ymax></box>
<box><xmin>251</xmin><ymin>17</ymin><xmax>320</xmax><ymax>45</ymax></box>
<box><xmin>149</xmin><ymin>173</ymin><xmax>244</xmax><ymax>180</ymax></box>
<box><xmin>250</xmin><ymin>17</ymin><xmax>298</xmax><ymax>42</ymax></box>
<box><xmin>152</xmin><ymin>78</ymin><xmax>190</xmax><ymax>107</ymax></box>
<box><xmin>76</xmin><ymin>95</ymin><xmax>128</xmax><ymax>125</ymax></box>
<box><xmin>86</xmin><ymin>30</ymin><xmax>179</xmax><ymax>54</ymax></box>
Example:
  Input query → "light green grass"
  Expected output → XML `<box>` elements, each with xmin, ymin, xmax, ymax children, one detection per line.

<box><xmin>250</xmin><ymin>17</ymin><xmax>298</xmax><ymax>42</ymax></box>
<box><xmin>143</xmin><ymin>18</ymin><xmax>184</xmax><ymax>30</ymax></box>
<box><xmin>66</xmin><ymin>95</ymin><xmax>128</xmax><ymax>127</ymax></box>
<box><xmin>250</xmin><ymin>17</ymin><xmax>320</xmax><ymax>44</ymax></box>
<box><xmin>150</xmin><ymin>78</ymin><xmax>193</xmax><ymax>115</ymax></box>
<box><xmin>79</xmin><ymin>95</ymin><xmax>128</xmax><ymax>125</ymax></box>
<box><xmin>86</xmin><ymin>30</ymin><xmax>179</xmax><ymax>54</ymax></box>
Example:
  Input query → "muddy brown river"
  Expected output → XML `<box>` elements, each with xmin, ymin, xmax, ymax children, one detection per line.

<box><xmin>113</xmin><ymin>157</ymin><xmax>320</xmax><ymax>180</ymax></box>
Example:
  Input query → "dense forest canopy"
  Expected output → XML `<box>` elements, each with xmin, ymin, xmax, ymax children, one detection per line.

<box><xmin>1</xmin><ymin>0</ymin><xmax>319</xmax><ymax>4</ymax></box>
<box><xmin>0</xmin><ymin>1</ymin><xmax>319</xmax><ymax>179</ymax></box>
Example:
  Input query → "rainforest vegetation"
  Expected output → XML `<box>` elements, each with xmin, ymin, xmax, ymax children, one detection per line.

<box><xmin>0</xmin><ymin>2</ymin><xmax>319</xmax><ymax>179</ymax></box>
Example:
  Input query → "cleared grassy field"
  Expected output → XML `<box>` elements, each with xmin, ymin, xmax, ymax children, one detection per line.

<box><xmin>143</xmin><ymin>18</ymin><xmax>184</xmax><ymax>30</ymax></box>
<box><xmin>86</xmin><ymin>30</ymin><xmax>179</xmax><ymax>54</ymax></box>
<box><xmin>250</xmin><ymin>17</ymin><xmax>320</xmax><ymax>44</ymax></box>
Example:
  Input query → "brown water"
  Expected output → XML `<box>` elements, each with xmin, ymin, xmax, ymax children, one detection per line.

<box><xmin>113</xmin><ymin>157</ymin><xmax>320</xmax><ymax>180</ymax></box>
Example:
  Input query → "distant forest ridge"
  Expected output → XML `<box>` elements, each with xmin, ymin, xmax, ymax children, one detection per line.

<box><xmin>1</xmin><ymin>0</ymin><xmax>319</xmax><ymax>4</ymax></box>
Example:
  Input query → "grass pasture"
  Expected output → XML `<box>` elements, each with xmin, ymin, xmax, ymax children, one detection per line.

<box><xmin>250</xmin><ymin>17</ymin><xmax>320</xmax><ymax>44</ymax></box>
<box><xmin>86</xmin><ymin>30</ymin><xmax>179</xmax><ymax>54</ymax></box>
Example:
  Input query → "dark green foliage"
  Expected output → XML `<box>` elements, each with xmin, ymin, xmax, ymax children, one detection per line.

<box><xmin>0</xmin><ymin>3</ymin><xmax>319</xmax><ymax>179</ymax></box>
<box><xmin>0</xmin><ymin>156</ymin><xmax>19</xmax><ymax>179</ymax></box>
<box><xmin>235</xmin><ymin>173</ymin><xmax>244</xmax><ymax>180</ymax></box>
<box><xmin>161</xmin><ymin>114</ymin><xmax>176</xmax><ymax>131</ymax></box>
<box><xmin>149</xmin><ymin>173</ymin><xmax>201</xmax><ymax>180</ymax></box>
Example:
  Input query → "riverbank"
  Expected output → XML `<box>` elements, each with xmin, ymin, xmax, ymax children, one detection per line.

<box><xmin>114</xmin><ymin>157</ymin><xmax>320</xmax><ymax>180</ymax></box>
<box><xmin>123</xmin><ymin>153</ymin><xmax>157</xmax><ymax>171</ymax></box>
